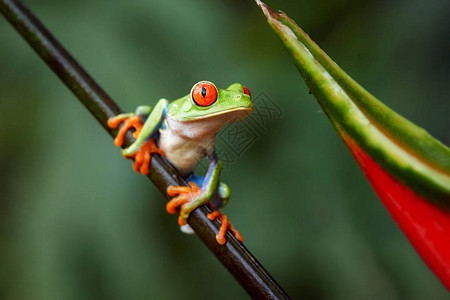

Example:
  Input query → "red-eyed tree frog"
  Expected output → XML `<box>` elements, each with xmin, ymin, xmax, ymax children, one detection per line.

<box><xmin>108</xmin><ymin>81</ymin><xmax>252</xmax><ymax>244</ymax></box>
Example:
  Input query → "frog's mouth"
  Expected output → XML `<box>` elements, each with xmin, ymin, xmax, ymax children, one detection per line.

<box><xmin>167</xmin><ymin>106</ymin><xmax>253</xmax><ymax>139</ymax></box>
<box><xmin>186</xmin><ymin>106</ymin><xmax>253</xmax><ymax>122</ymax></box>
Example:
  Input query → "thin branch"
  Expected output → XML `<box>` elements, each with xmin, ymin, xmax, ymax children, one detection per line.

<box><xmin>0</xmin><ymin>0</ymin><xmax>290</xmax><ymax>298</ymax></box>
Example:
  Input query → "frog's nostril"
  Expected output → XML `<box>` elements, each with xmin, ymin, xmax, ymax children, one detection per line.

<box><xmin>242</xmin><ymin>86</ymin><xmax>251</xmax><ymax>97</ymax></box>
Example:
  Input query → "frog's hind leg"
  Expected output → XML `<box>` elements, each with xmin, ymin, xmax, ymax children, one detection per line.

<box><xmin>215</xmin><ymin>182</ymin><xmax>230</xmax><ymax>210</ymax></box>
<box><xmin>184</xmin><ymin>175</ymin><xmax>228</xmax><ymax>210</ymax></box>
<box><xmin>166</xmin><ymin>156</ymin><xmax>243</xmax><ymax>245</ymax></box>
<box><xmin>207</xmin><ymin>181</ymin><xmax>243</xmax><ymax>245</ymax></box>
<box><xmin>183</xmin><ymin>175</ymin><xmax>242</xmax><ymax>245</ymax></box>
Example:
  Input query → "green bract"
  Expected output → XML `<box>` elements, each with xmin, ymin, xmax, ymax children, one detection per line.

<box><xmin>256</xmin><ymin>0</ymin><xmax>450</xmax><ymax>206</ymax></box>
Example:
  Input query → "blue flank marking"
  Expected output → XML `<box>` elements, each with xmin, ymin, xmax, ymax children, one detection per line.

<box><xmin>186</xmin><ymin>153</ymin><xmax>218</xmax><ymax>190</ymax></box>
<box><xmin>186</xmin><ymin>172</ymin><xmax>223</xmax><ymax>210</ymax></box>
<box><xmin>186</xmin><ymin>174</ymin><xmax>204</xmax><ymax>187</ymax></box>
<box><xmin>148</xmin><ymin>102</ymin><xmax>168</xmax><ymax>141</ymax></box>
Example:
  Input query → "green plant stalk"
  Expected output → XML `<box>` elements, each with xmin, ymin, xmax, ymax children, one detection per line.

<box><xmin>255</xmin><ymin>0</ymin><xmax>450</xmax><ymax>206</ymax></box>
<box><xmin>0</xmin><ymin>0</ymin><xmax>290</xmax><ymax>298</ymax></box>
<box><xmin>254</xmin><ymin>0</ymin><xmax>450</xmax><ymax>289</ymax></box>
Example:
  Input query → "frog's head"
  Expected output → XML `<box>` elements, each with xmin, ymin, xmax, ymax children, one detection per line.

<box><xmin>166</xmin><ymin>81</ymin><xmax>253</xmax><ymax>138</ymax></box>
<box><xmin>168</xmin><ymin>81</ymin><xmax>252</xmax><ymax>121</ymax></box>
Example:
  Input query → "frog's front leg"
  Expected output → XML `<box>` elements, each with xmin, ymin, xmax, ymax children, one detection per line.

<box><xmin>108</xmin><ymin>100</ymin><xmax>168</xmax><ymax>175</ymax></box>
<box><xmin>166</xmin><ymin>154</ymin><xmax>243</xmax><ymax>245</ymax></box>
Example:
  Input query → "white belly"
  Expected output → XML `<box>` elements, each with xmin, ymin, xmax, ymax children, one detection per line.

<box><xmin>158</xmin><ymin>127</ymin><xmax>215</xmax><ymax>176</ymax></box>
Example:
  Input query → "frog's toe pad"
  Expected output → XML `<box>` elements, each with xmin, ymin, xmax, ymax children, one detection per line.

<box><xmin>207</xmin><ymin>210</ymin><xmax>244</xmax><ymax>245</ymax></box>
<box><xmin>180</xmin><ymin>224</ymin><xmax>195</xmax><ymax>235</ymax></box>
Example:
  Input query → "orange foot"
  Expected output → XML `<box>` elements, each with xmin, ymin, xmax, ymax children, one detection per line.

<box><xmin>207</xmin><ymin>210</ymin><xmax>244</xmax><ymax>245</ymax></box>
<box><xmin>107</xmin><ymin>115</ymin><xmax>165</xmax><ymax>176</ymax></box>
<box><xmin>124</xmin><ymin>138</ymin><xmax>165</xmax><ymax>175</ymax></box>
<box><xmin>107</xmin><ymin>115</ymin><xmax>143</xmax><ymax>147</ymax></box>
<box><xmin>166</xmin><ymin>182</ymin><xmax>202</xmax><ymax>226</ymax></box>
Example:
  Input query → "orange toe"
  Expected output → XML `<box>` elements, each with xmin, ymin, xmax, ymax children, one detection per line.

<box><xmin>166</xmin><ymin>182</ymin><xmax>202</xmax><ymax>225</ymax></box>
<box><xmin>109</xmin><ymin>114</ymin><xmax>165</xmax><ymax>176</ymax></box>
<box><xmin>108</xmin><ymin>115</ymin><xmax>143</xmax><ymax>147</ymax></box>
<box><xmin>166</xmin><ymin>195</ymin><xmax>190</xmax><ymax>214</ymax></box>
<box><xmin>207</xmin><ymin>210</ymin><xmax>244</xmax><ymax>245</ymax></box>
<box><xmin>125</xmin><ymin>138</ymin><xmax>164</xmax><ymax>176</ymax></box>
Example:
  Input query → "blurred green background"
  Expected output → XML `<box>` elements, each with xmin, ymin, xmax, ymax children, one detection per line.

<box><xmin>1</xmin><ymin>0</ymin><xmax>449</xmax><ymax>299</ymax></box>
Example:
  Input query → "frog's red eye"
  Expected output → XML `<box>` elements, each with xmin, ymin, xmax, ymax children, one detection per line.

<box><xmin>192</xmin><ymin>82</ymin><xmax>217</xmax><ymax>107</ymax></box>
<box><xmin>242</xmin><ymin>86</ymin><xmax>251</xmax><ymax>97</ymax></box>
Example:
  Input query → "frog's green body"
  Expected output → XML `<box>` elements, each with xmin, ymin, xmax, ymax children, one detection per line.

<box><xmin>108</xmin><ymin>81</ymin><xmax>252</xmax><ymax>244</ymax></box>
